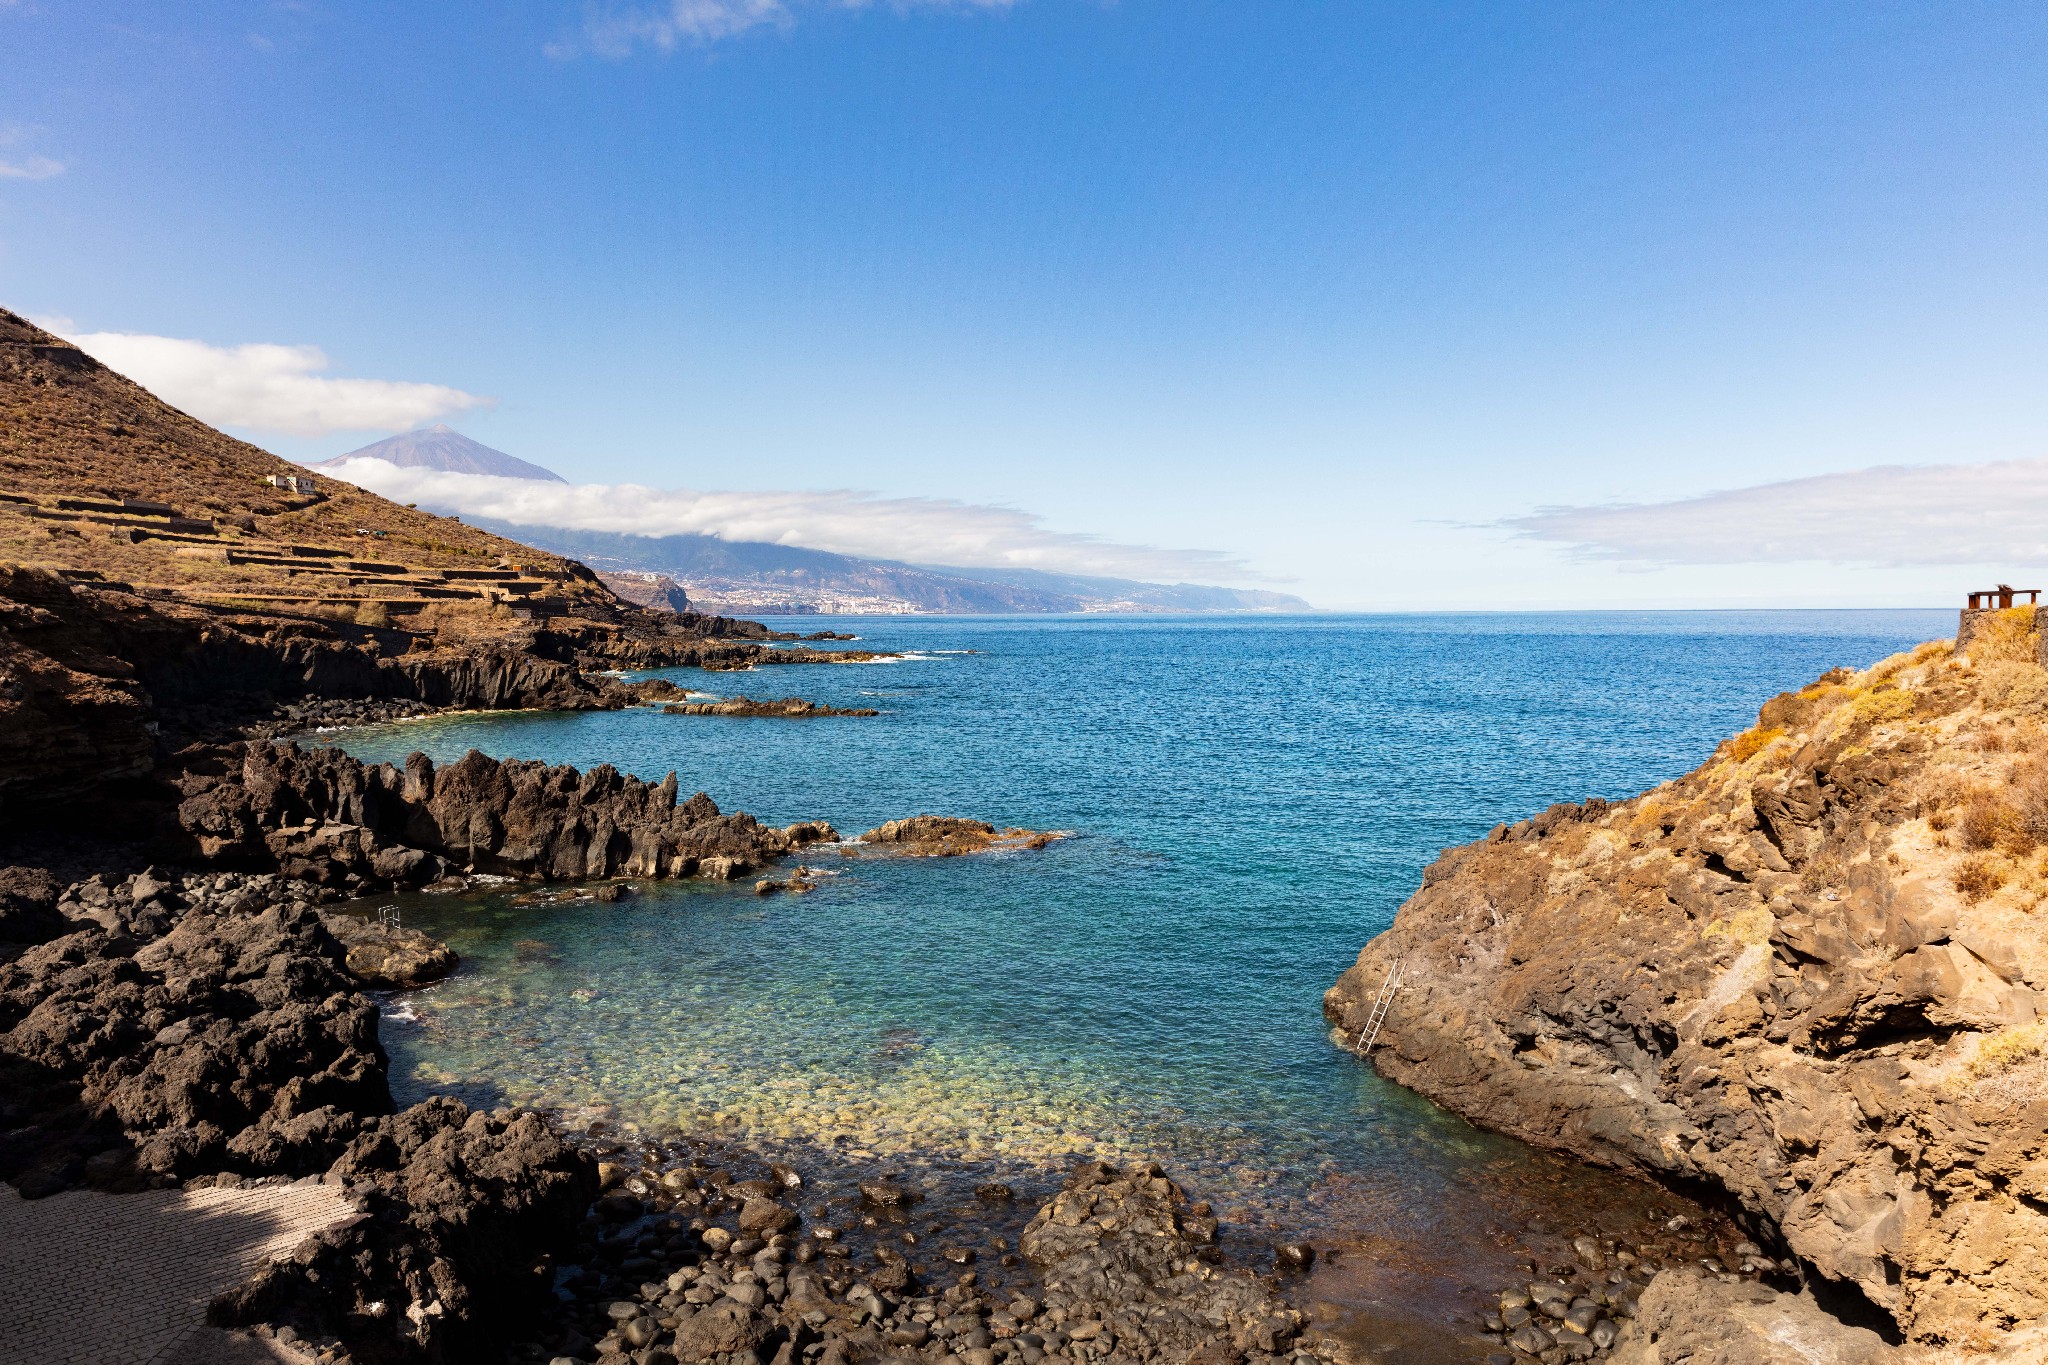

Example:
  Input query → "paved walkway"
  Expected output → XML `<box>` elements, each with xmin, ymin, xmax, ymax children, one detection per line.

<box><xmin>0</xmin><ymin>1179</ymin><xmax>355</xmax><ymax>1365</ymax></box>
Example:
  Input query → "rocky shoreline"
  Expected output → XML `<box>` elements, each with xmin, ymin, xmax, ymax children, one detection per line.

<box><xmin>1328</xmin><ymin>626</ymin><xmax>2048</xmax><ymax>1361</ymax></box>
<box><xmin>0</xmin><ymin>561</ymin><xmax>1329</xmax><ymax>1365</ymax></box>
<box><xmin>8</xmin><ymin>552</ymin><xmax>1985</xmax><ymax>1363</ymax></box>
<box><xmin>0</xmin><ymin>853</ymin><xmax>1335</xmax><ymax>1365</ymax></box>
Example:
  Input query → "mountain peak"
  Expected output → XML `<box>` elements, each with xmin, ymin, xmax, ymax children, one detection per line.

<box><xmin>313</xmin><ymin>426</ymin><xmax>566</xmax><ymax>482</ymax></box>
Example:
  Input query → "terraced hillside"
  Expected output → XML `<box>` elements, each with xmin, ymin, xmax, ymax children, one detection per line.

<box><xmin>0</xmin><ymin>309</ymin><xmax>612</xmax><ymax>626</ymax></box>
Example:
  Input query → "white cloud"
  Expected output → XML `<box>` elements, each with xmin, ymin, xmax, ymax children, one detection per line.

<box><xmin>321</xmin><ymin>457</ymin><xmax>1256</xmax><ymax>582</ymax></box>
<box><xmin>564</xmin><ymin>0</ymin><xmax>1016</xmax><ymax>56</ymax></box>
<box><xmin>1506</xmin><ymin>458</ymin><xmax>2048</xmax><ymax>567</ymax></box>
<box><xmin>0</xmin><ymin>155</ymin><xmax>62</xmax><ymax>180</ymax></box>
<box><xmin>41</xmin><ymin>324</ymin><xmax>489</xmax><ymax>437</ymax></box>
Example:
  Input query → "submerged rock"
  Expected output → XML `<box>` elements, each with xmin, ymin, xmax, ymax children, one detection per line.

<box><xmin>663</xmin><ymin>695</ymin><xmax>878</xmax><ymax>718</ymax></box>
<box><xmin>854</xmin><ymin>816</ymin><xmax>1064</xmax><ymax>857</ymax></box>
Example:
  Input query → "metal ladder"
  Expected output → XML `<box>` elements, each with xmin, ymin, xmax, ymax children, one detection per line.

<box><xmin>1357</xmin><ymin>959</ymin><xmax>1404</xmax><ymax>1054</ymax></box>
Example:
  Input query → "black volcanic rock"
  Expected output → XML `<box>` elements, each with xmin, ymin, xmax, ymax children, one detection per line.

<box><xmin>663</xmin><ymin>695</ymin><xmax>878</xmax><ymax>718</ymax></box>
<box><xmin>210</xmin><ymin>1097</ymin><xmax>598</xmax><ymax>1365</ymax></box>
<box><xmin>173</xmin><ymin>742</ymin><xmax>838</xmax><ymax>886</ymax></box>
<box><xmin>1021</xmin><ymin>1161</ymin><xmax>1304</xmax><ymax>1362</ymax></box>
<box><xmin>0</xmin><ymin>865</ymin><xmax>66</xmax><ymax>948</ymax></box>
<box><xmin>0</xmin><ymin>898</ymin><xmax>386</xmax><ymax>1186</ymax></box>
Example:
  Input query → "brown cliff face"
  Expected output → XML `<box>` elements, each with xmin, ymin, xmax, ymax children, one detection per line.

<box><xmin>0</xmin><ymin>564</ymin><xmax>159</xmax><ymax>802</ymax></box>
<box><xmin>0</xmin><ymin>564</ymin><xmax>884</xmax><ymax>812</ymax></box>
<box><xmin>0</xmin><ymin>566</ymin><xmax>615</xmax><ymax>807</ymax></box>
<box><xmin>1326</xmin><ymin>615</ymin><xmax>2048</xmax><ymax>1356</ymax></box>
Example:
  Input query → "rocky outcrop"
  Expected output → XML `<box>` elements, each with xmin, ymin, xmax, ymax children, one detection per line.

<box><xmin>0</xmin><ymin>895</ymin><xmax>387</xmax><ymax>1189</ymax></box>
<box><xmin>0</xmin><ymin>865</ymin><xmax>66</xmax><ymax>950</ymax></box>
<box><xmin>528</xmin><ymin>1139</ymin><xmax>1331</xmax><ymax>1365</ymax></box>
<box><xmin>560</xmin><ymin>628</ymin><xmax>887</xmax><ymax>672</ymax></box>
<box><xmin>1021</xmin><ymin>1161</ymin><xmax>1307</xmax><ymax>1365</ymax></box>
<box><xmin>2</xmin><ymin>862</ymin><xmax>603</xmax><ymax>1365</ymax></box>
<box><xmin>665</xmin><ymin>695</ymin><xmax>879</xmax><ymax>718</ymax></box>
<box><xmin>0</xmin><ymin>564</ymin><xmax>159</xmax><ymax>805</ymax></box>
<box><xmin>1609</xmin><ymin>1267</ymin><xmax>1895</xmax><ymax>1365</ymax></box>
<box><xmin>174</xmin><ymin>741</ymin><xmax>838</xmax><ymax>886</ymax></box>
<box><xmin>1326</xmin><ymin>629</ymin><xmax>2048</xmax><ymax>1355</ymax></box>
<box><xmin>856</xmin><ymin>816</ymin><xmax>1063</xmax><ymax>856</ymax></box>
<box><xmin>598</xmin><ymin>570</ymin><xmax>694</xmax><ymax>615</ymax></box>
<box><xmin>210</xmin><ymin>1097</ymin><xmax>597</xmax><ymax>1365</ymax></box>
<box><xmin>321</xmin><ymin>914</ymin><xmax>459</xmax><ymax>990</ymax></box>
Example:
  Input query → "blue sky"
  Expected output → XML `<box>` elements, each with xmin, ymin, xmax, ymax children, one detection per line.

<box><xmin>4</xmin><ymin>2</ymin><xmax>2047</xmax><ymax>607</ymax></box>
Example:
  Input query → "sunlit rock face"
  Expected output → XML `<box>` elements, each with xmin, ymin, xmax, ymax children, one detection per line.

<box><xmin>1329</xmin><ymin>623</ymin><xmax>2048</xmax><ymax>1353</ymax></box>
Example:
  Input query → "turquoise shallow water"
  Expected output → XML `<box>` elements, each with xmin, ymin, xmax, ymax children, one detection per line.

<box><xmin>322</xmin><ymin>610</ymin><xmax>1947</xmax><ymax>1249</ymax></box>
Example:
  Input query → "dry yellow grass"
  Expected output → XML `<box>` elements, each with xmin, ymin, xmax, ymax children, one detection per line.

<box><xmin>1955</xmin><ymin>853</ymin><xmax>2008</xmax><ymax>903</ymax></box>
<box><xmin>1799</xmin><ymin>851</ymin><xmax>1844</xmax><ymax>893</ymax></box>
<box><xmin>1952</xmin><ymin>1022</ymin><xmax>2048</xmax><ymax>1086</ymax></box>
<box><xmin>1961</xmin><ymin>792</ymin><xmax>2034</xmax><ymax>857</ymax></box>
<box><xmin>1969</xmin><ymin>607</ymin><xmax>2039</xmax><ymax>664</ymax></box>
<box><xmin>1841</xmin><ymin>686</ymin><xmax>1916</xmax><ymax>730</ymax></box>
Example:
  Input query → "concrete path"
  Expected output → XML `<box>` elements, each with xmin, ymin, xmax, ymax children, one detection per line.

<box><xmin>0</xmin><ymin>1179</ymin><xmax>355</xmax><ymax>1365</ymax></box>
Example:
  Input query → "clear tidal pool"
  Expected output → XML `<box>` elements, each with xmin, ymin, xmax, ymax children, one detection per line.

<box><xmin>319</xmin><ymin>611</ymin><xmax>1946</xmax><ymax>1320</ymax></box>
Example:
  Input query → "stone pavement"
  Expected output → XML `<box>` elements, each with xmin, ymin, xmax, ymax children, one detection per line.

<box><xmin>0</xmin><ymin>1178</ymin><xmax>355</xmax><ymax>1365</ymax></box>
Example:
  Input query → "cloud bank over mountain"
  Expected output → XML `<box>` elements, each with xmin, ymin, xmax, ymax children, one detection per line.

<box><xmin>1506</xmin><ymin>458</ymin><xmax>2048</xmax><ymax>568</ymax></box>
<box><xmin>321</xmin><ymin>456</ymin><xmax>1262</xmax><ymax>584</ymax></box>
<box><xmin>39</xmin><ymin>322</ymin><xmax>487</xmax><ymax>437</ymax></box>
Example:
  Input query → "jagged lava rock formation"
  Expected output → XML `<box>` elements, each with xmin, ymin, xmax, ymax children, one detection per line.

<box><xmin>177</xmin><ymin>741</ymin><xmax>838</xmax><ymax>886</ymax></box>
<box><xmin>1327</xmin><ymin>614</ymin><xmax>2048</xmax><ymax>1357</ymax></box>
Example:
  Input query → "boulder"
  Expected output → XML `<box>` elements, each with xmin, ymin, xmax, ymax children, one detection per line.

<box><xmin>211</xmin><ymin>1097</ymin><xmax>599</xmax><ymax>1365</ymax></box>
<box><xmin>1609</xmin><ymin>1268</ymin><xmax>1896</xmax><ymax>1364</ymax></box>
<box><xmin>737</xmin><ymin>1195</ymin><xmax>798</xmax><ymax>1235</ymax></box>
<box><xmin>320</xmin><ymin>913</ymin><xmax>459</xmax><ymax>989</ymax></box>
<box><xmin>671</xmin><ymin>1300</ymin><xmax>772</xmax><ymax>1362</ymax></box>
<box><xmin>0</xmin><ymin>865</ymin><xmax>66</xmax><ymax>947</ymax></box>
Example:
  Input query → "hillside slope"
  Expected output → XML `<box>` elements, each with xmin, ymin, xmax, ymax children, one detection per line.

<box><xmin>0</xmin><ymin>309</ymin><xmax>613</xmax><ymax>624</ymax></box>
<box><xmin>1326</xmin><ymin>610</ymin><xmax>2048</xmax><ymax>1358</ymax></box>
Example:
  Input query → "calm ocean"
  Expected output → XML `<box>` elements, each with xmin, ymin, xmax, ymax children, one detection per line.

<box><xmin>318</xmin><ymin>610</ymin><xmax>1945</xmax><ymax>1314</ymax></box>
